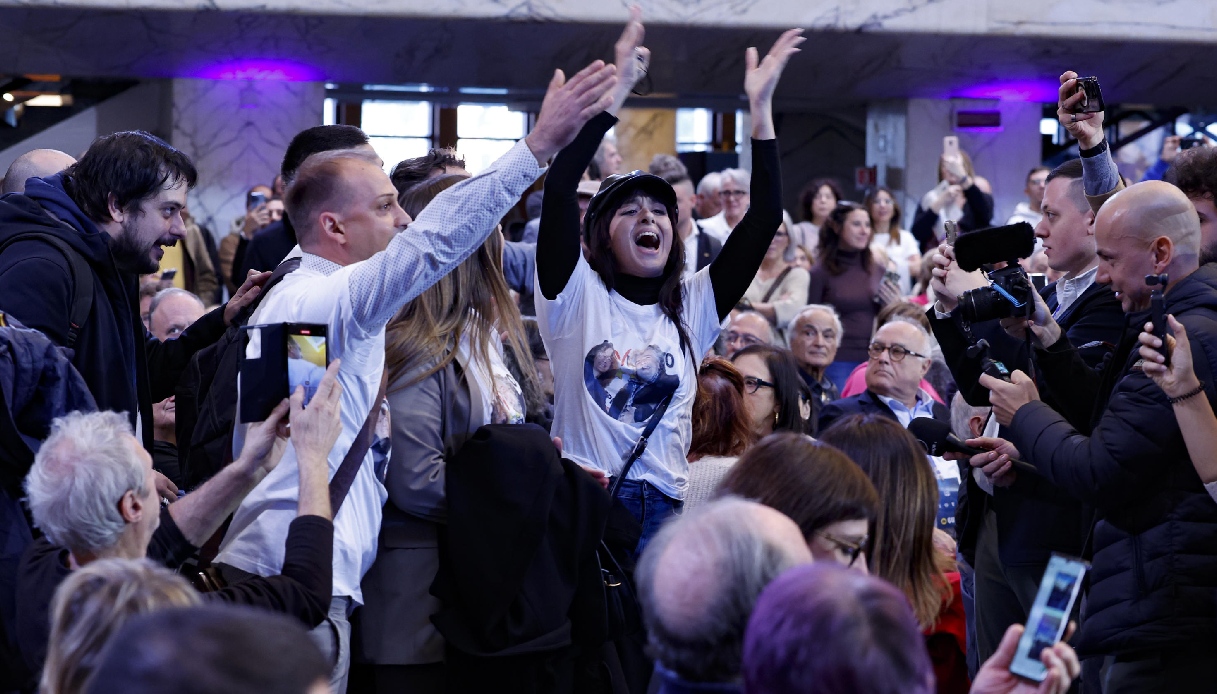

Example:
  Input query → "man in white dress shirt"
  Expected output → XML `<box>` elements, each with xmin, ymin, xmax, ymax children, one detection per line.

<box><xmin>213</xmin><ymin>60</ymin><xmax>619</xmax><ymax>692</ymax></box>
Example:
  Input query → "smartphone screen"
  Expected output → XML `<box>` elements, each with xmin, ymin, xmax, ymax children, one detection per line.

<box><xmin>943</xmin><ymin>135</ymin><xmax>960</xmax><ymax>159</ymax></box>
<box><xmin>247</xmin><ymin>190</ymin><xmax>268</xmax><ymax>210</ymax></box>
<box><xmin>1009</xmin><ymin>554</ymin><xmax>1089</xmax><ymax>681</ymax></box>
<box><xmin>286</xmin><ymin>324</ymin><xmax>328</xmax><ymax>407</ymax></box>
<box><xmin>1029</xmin><ymin>273</ymin><xmax>1047</xmax><ymax>292</ymax></box>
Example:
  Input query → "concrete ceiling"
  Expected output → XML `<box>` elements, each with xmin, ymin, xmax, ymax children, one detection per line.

<box><xmin>1</xmin><ymin>6</ymin><xmax>1215</xmax><ymax>111</ymax></box>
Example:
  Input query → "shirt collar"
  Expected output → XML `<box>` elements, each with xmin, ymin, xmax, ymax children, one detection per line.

<box><xmin>301</xmin><ymin>252</ymin><xmax>344</xmax><ymax>277</ymax></box>
<box><xmin>875</xmin><ymin>388</ymin><xmax>933</xmax><ymax>413</ymax></box>
<box><xmin>1055</xmin><ymin>265</ymin><xmax>1098</xmax><ymax>314</ymax></box>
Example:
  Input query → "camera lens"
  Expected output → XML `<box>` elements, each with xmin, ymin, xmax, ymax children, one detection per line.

<box><xmin>959</xmin><ymin>287</ymin><xmax>1008</xmax><ymax>324</ymax></box>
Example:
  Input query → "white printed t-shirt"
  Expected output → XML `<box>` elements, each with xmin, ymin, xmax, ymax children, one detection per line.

<box><xmin>536</xmin><ymin>255</ymin><xmax>721</xmax><ymax>500</ymax></box>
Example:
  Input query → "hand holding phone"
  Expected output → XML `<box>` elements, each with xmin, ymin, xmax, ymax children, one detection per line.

<box><xmin>1146</xmin><ymin>274</ymin><xmax>1171</xmax><ymax>368</ymax></box>
<box><xmin>1008</xmin><ymin>554</ymin><xmax>1088</xmax><ymax>682</ymax></box>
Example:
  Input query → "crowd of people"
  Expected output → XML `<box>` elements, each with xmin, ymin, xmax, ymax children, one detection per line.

<box><xmin>1</xmin><ymin>8</ymin><xmax>1216</xmax><ymax>694</ymax></box>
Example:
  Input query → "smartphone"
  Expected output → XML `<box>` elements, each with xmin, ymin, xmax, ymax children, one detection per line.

<box><xmin>1072</xmin><ymin>77</ymin><xmax>1105</xmax><ymax>114</ymax></box>
<box><xmin>160</xmin><ymin>269</ymin><xmax>177</xmax><ymax>282</ymax></box>
<box><xmin>943</xmin><ymin>136</ymin><xmax>960</xmax><ymax>159</ymax></box>
<box><xmin>286</xmin><ymin>324</ymin><xmax>328</xmax><ymax>407</ymax></box>
<box><xmin>883</xmin><ymin>270</ymin><xmax>901</xmax><ymax>286</ymax></box>
<box><xmin>1029</xmin><ymin>273</ymin><xmax>1047</xmax><ymax>292</ymax></box>
<box><xmin>944</xmin><ymin>219</ymin><xmax>959</xmax><ymax>245</ymax></box>
<box><xmin>1009</xmin><ymin>553</ymin><xmax>1089</xmax><ymax>682</ymax></box>
<box><xmin>247</xmin><ymin>190</ymin><xmax>268</xmax><ymax>211</ymax></box>
<box><xmin>1147</xmin><ymin>274</ymin><xmax>1171</xmax><ymax>368</ymax></box>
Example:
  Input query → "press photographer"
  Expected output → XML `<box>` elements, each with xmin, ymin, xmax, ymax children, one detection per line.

<box><xmin>978</xmin><ymin>180</ymin><xmax>1217</xmax><ymax>689</ymax></box>
<box><xmin>926</xmin><ymin>159</ymin><xmax>1124</xmax><ymax>667</ymax></box>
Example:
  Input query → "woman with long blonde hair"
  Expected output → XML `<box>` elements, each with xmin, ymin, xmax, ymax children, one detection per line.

<box><xmin>354</xmin><ymin>173</ymin><xmax>542</xmax><ymax>692</ymax></box>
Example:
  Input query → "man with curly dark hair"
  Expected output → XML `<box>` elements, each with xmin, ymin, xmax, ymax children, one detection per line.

<box><xmin>1163</xmin><ymin>146</ymin><xmax>1217</xmax><ymax>264</ymax></box>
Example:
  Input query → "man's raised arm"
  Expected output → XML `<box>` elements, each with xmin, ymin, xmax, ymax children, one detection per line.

<box><xmin>347</xmin><ymin>61</ymin><xmax>618</xmax><ymax>331</ymax></box>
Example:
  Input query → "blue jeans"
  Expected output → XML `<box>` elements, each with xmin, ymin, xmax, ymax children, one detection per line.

<box><xmin>614</xmin><ymin>479</ymin><xmax>682</xmax><ymax>558</ymax></box>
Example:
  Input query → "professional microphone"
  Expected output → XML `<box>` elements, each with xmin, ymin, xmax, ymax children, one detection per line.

<box><xmin>907</xmin><ymin>418</ymin><xmax>1038</xmax><ymax>476</ymax></box>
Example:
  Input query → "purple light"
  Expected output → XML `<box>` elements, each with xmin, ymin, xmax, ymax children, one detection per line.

<box><xmin>189</xmin><ymin>59</ymin><xmax>322</xmax><ymax>82</ymax></box>
<box><xmin>952</xmin><ymin>80</ymin><xmax>1058</xmax><ymax>103</ymax></box>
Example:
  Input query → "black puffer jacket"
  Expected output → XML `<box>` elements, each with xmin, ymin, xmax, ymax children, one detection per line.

<box><xmin>1009</xmin><ymin>264</ymin><xmax>1217</xmax><ymax>657</ymax></box>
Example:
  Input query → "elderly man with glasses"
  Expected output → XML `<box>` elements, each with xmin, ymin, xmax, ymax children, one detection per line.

<box><xmin>818</xmin><ymin>318</ymin><xmax>949</xmax><ymax>432</ymax></box>
<box><xmin>720</xmin><ymin>309</ymin><xmax>774</xmax><ymax>357</ymax></box>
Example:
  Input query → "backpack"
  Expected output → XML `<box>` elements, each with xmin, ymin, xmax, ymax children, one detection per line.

<box><xmin>175</xmin><ymin>258</ymin><xmax>300</xmax><ymax>489</ymax></box>
<box><xmin>0</xmin><ymin>232</ymin><xmax>94</xmax><ymax>349</ymax></box>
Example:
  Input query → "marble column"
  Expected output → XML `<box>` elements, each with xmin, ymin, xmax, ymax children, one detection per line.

<box><xmin>869</xmin><ymin>98</ymin><xmax>1043</xmax><ymax>230</ymax></box>
<box><xmin>614</xmin><ymin>107</ymin><xmax>677</xmax><ymax>174</ymax></box>
<box><xmin>169</xmin><ymin>79</ymin><xmax>325</xmax><ymax>241</ymax></box>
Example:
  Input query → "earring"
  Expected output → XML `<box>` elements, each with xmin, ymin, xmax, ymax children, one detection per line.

<box><xmin>774</xmin><ymin>409</ymin><xmax>780</xmax><ymax>424</ymax></box>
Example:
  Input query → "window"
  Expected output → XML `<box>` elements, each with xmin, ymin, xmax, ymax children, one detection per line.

<box><xmin>457</xmin><ymin>104</ymin><xmax>527</xmax><ymax>174</ymax></box>
<box><xmin>676</xmin><ymin>108</ymin><xmax>744</xmax><ymax>153</ymax></box>
<box><xmin>676</xmin><ymin>108</ymin><xmax>713</xmax><ymax>153</ymax></box>
<box><xmin>361</xmin><ymin>100</ymin><xmax>433</xmax><ymax>172</ymax></box>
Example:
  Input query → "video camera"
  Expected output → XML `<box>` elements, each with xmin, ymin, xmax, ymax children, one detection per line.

<box><xmin>949</xmin><ymin>222</ymin><xmax>1038</xmax><ymax>407</ymax></box>
<box><xmin>954</xmin><ymin>222</ymin><xmax>1038</xmax><ymax>324</ymax></box>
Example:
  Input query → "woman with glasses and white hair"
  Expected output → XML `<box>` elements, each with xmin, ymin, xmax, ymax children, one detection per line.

<box><xmin>736</xmin><ymin>211</ymin><xmax>810</xmax><ymax>339</ymax></box>
<box><xmin>808</xmin><ymin>201</ymin><xmax>899</xmax><ymax>390</ymax></box>
<box><xmin>698</xmin><ymin>168</ymin><xmax>751</xmax><ymax>243</ymax></box>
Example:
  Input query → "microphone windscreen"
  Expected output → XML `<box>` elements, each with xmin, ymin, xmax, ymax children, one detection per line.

<box><xmin>907</xmin><ymin>418</ymin><xmax>955</xmax><ymax>456</ymax></box>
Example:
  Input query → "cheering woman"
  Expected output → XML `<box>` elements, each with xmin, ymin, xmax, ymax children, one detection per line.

<box><xmin>536</xmin><ymin>11</ymin><xmax>803</xmax><ymax>550</ymax></box>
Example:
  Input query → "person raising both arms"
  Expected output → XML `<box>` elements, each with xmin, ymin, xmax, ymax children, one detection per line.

<box><xmin>535</xmin><ymin>8</ymin><xmax>803</xmax><ymax>552</ymax></box>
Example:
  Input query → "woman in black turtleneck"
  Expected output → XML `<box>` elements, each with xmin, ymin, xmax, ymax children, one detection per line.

<box><xmin>535</xmin><ymin>18</ymin><xmax>803</xmax><ymax>551</ymax></box>
<box><xmin>808</xmin><ymin>201</ymin><xmax>896</xmax><ymax>391</ymax></box>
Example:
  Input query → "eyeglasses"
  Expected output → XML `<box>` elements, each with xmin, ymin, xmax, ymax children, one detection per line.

<box><xmin>725</xmin><ymin>331</ymin><xmax>765</xmax><ymax>349</ymax></box>
<box><xmin>867</xmin><ymin>342</ymin><xmax>928</xmax><ymax>362</ymax></box>
<box><xmin>719</xmin><ymin>189</ymin><xmax>748</xmax><ymax>199</ymax></box>
<box><xmin>742</xmin><ymin>376</ymin><xmax>775</xmax><ymax>394</ymax></box>
<box><xmin>819</xmin><ymin>532</ymin><xmax>869</xmax><ymax>568</ymax></box>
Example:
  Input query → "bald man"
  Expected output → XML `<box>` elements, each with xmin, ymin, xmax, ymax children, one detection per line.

<box><xmin>974</xmin><ymin>180</ymin><xmax>1217</xmax><ymax>687</ymax></box>
<box><xmin>635</xmin><ymin>496</ymin><xmax>811</xmax><ymax>692</ymax></box>
<box><xmin>1</xmin><ymin>149</ymin><xmax>75</xmax><ymax>195</ymax></box>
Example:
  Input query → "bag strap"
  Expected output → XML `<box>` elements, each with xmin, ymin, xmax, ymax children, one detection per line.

<box><xmin>760</xmin><ymin>266</ymin><xmax>794</xmax><ymax>304</ymax></box>
<box><xmin>607</xmin><ymin>395</ymin><xmax>672</xmax><ymax>501</ymax></box>
<box><xmin>329</xmin><ymin>369</ymin><xmax>389</xmax><ymax>514</ymax></box>
<box><xmin>0</xmin><ymin>232</ymin><xmax>93</xmax><ymax>349</ymax></box>
<box><xmin>235</xmin><ymin>256</ymin><xmax>301</xmax><ymax>326</ymax></box>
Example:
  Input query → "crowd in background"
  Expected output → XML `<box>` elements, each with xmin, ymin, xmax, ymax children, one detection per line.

<box><xmin>3</xmin><ymin>8</ymin><xmax>1217</xmax><ymax>694</ymax></box>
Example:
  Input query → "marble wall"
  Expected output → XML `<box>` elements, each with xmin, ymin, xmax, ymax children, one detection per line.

<box><xmin>615</xmin><ymin>107</ymin><xmax>677</xmax><ymax>175</ymax></box>
<box><xmin>5</xmin><ymin>0</ymin><xmax>1216</xmax><ymax>41</ymax></box>
<box><xmin>169</xmin><ymin>79</ymin><xmax>324</xmax><ymax>242</ymax></box>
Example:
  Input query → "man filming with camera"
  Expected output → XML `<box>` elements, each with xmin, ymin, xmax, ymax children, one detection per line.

<box><xmin>973</xmin><ymin>171</ymin><xmax>1217</xmax><ymax>689</ymax></box>
<box><xmin>928</xmin><ymin>159</ymin><xmax>1125</xmax><ymax>667</ymax></box>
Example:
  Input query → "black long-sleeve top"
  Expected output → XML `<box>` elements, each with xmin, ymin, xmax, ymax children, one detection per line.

<box><xmin>13</xmin><ymin>511</ymin><xmax>333</xmax><ymax>686</ymax></box>
<box><xmin>537</xmin><ymin>112</ymin><xmax>783</xmax><ymax>321</ymax></box>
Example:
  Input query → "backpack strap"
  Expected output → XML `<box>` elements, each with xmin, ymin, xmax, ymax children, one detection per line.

<box><xmin>233</xmin><ymin>256</ymin><xmax>302</xmax><ymax>326</ymax></box>
<box><xmin>0</xmin><ymin>233</ymin><xmax>93</xmax><ymax>349</ymax></box>
<box><xmin>329</xmin><ymin>369</ymin><xmax>389</xmax><ymax>514</ymax></box>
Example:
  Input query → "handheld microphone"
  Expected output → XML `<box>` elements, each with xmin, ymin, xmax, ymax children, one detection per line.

<box><xmin>906</xmin><ymin>418</ymin><xmax>1038</xmax><ymax>476</ymax></box>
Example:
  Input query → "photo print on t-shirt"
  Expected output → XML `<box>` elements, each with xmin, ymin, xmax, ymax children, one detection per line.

<box><xmin>583</xmin><ymin>340</ymin><xmax>680</xmax><ymax>427</ymax></box>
